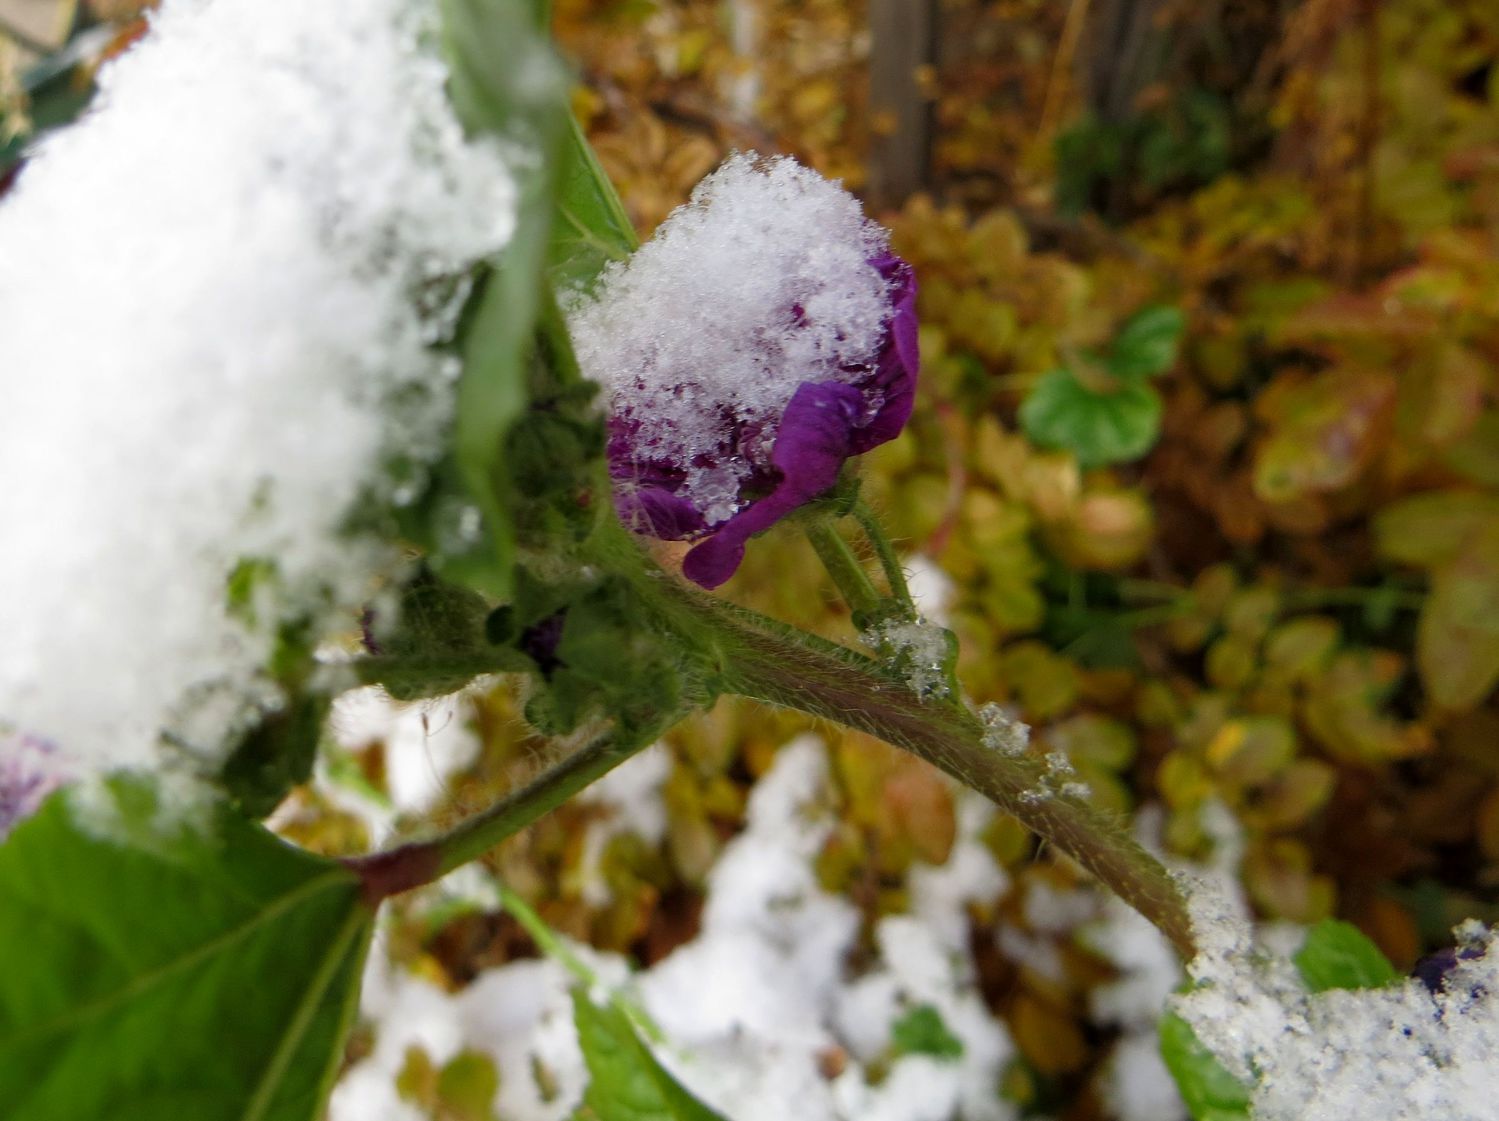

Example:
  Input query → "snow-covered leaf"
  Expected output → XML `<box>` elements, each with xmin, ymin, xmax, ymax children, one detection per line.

<box><xmin>1158</xmin><ymin>1009</ymin><xmax>1251</xmax><ymax>1121</ymax></box>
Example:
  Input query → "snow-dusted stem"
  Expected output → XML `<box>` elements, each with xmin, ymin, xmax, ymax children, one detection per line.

<box><xmin>660</xmin><ymin>586</ymin><xmax>1197</xmax><ymax>957</ymax></box>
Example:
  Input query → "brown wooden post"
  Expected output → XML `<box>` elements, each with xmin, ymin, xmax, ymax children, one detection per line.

<box><xmin>866</xmin><ymin>0</ymin><xmax>937</xmax><ymax>213</ymax></box>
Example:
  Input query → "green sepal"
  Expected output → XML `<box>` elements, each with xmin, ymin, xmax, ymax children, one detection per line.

<box><xmin>523</xmin><ymin>576</ymin><xmax>695</xmax><ymax>740</ymax></box>
<box><xmin>220</xmin><ymin>690</ymin><xmax>331</xmax><ymax>819</ymax></box>
<box><xmin>355</xmin><ymin>566</ymin><xmax>534</xmax><ymax>701</ymax></box>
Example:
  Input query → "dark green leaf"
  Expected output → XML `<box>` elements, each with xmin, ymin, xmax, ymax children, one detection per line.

<box><xmin>890</xmin><ymin>1003</ymin><xmax>964</xmax><ymax>1061</ymax></box>
<box><xmin>1158</xmin><ymin>1010</ymin><xmax>1252</xmax><ymax>1121</ymax></box>
<box><xmin>572</xmin><ymin>989</ymin><xmax>727</xmax><ymax>1121</ymax></box>
<box><xmin>438</xmin><ymin>0</ymin><xmax>571</xmax><ymax>600</ymax></box>
<box><xmin>1109</xmin><ymin>306</ymin><xmax>1186</xmax><ymax>380</ymax></box>
<box><xmin>1292</xmin><ymin>919</ymin><xmax>1400</xmax><ymax>993</ymax></box>
<box><xmin>1019</xmin><ymin>368</ymin><xmax>1163</xmax><ymax>467</ymax></box>
<box><xmin>220</xmin><ymin>690</ymin><xmax>330</xmax><ymax>818</ymax></box>
<box><xmin>0</xmin><ymin>778</ymin><xmax>372</xmax><ymax>1121</ymax></box>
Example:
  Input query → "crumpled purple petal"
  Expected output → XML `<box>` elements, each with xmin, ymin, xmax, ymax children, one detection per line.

<box><xmin>611</xmin><ymin>249</ymin><xmax>919</xmax><ymax>589</ymax></box>
<box><xmin>684</xmin><ymin>380</ymin><xmax>865</xmax><ymax>587</ymax></box>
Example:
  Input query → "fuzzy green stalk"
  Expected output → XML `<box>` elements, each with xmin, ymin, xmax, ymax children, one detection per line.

<box><xmin>805</xmin><ymin>519</ymin><xmax>883</xmax><ymax>622</ymax></box>
<box><xmin>345</xmin><ymin>722</ymin><xmax>648</xmax><ymax>902</ymax></box>
<box><xmin>851</xmin><ymin>497</ymin><xmax>915</xmax><ymax>611</ymax></box>
<box><xmin>627</xmin><ymin>570</ymin><xmax>1198</xmax><ymax>958</ymax></box>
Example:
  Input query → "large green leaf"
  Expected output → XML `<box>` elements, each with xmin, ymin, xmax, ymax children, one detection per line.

<box><xmin>438</xmin><ymin>0</ymin><xmax>571</xmax><ymax>600</ymax></box>
<box><xmin>0</xmin><ymin>779</ymin><xmax>372</xmax><ymax>1121</ymax></box>
<box><xmin>1292</xmin><ymin>919</ymin><xmax>1400</xmax><ymax>993</ymax></box>
<box><xmin>571</xmin><ymin>989</ymin><xmax>727</xmax><ymax>1121</ymax></box>
<box><xmin>1158</xmin><ymin>1010</ymin><xmax>1252</xmax><ymax>1121</ymax></box>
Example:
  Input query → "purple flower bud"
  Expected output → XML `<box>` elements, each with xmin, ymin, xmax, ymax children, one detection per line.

<box><xmin>0</xmin><ymin>732</ymin><xmax>73</xmax><ymax>838</ymax></box>
<box><xmin>570</xmin><ymin>156</ymin><xmax>920</xmax><ymax>589</ymax></box>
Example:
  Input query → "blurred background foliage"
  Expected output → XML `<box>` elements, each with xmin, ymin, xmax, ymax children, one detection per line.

<box><xmin>5</xmin><ymin>0</ymin><xmax>1498</xmax><ymax>1115</ymax></box>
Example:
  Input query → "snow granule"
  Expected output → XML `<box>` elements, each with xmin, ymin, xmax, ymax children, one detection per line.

<box><xmin>862</xmin><ymin>616</ymin><xmax>953</xmax><ymax>699</ymax></box>
<box><xmin>567</xmin><ymin>153</ymin><xmax>894</xmax><ymax>525</ymax></box>
<box><xmin>0</xmin><ymin>0</ymin><xmax>517</xmax><ymax>773</ymax></box>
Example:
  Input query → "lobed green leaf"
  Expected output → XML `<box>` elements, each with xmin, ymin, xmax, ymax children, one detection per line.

<box><xmin>1019</xmin><ymin>368</ymin><xmax>1164</xmax><ymax>468</ymax></box>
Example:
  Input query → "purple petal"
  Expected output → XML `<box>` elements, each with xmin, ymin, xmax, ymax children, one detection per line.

<box><xmin>614</xmin><ymin>480</ymin><xmax>708</xmax><ymax>540</ymax></box>
<box><xmin>849</xmin><ymin>254</ymin><xmax>918</xmax><ymax>454</ymax></box>
<box><xmin>683</xmin><ymin>380</ymin><xmax>864</xmax><ymax>588</ymax></box>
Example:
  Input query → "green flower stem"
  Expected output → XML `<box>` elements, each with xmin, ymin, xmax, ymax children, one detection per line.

<box><xmin>851</xmin><ymin>497</ymin><xmax>915</xmax><ymax>611</ymax></box>
<box><xmin>805</xmin><ymin>519</ymin><xmax>883</xmax><ymax>621</ymax></box>
<box><xmin>345</xmin><ymin>723</ymin><xmax>646</xmax><ymax>903</ymax></box>
<box><xmin>638</xmin><ymin>577</ymin><xmax>1198</xmax><ymax>958</ymax></box>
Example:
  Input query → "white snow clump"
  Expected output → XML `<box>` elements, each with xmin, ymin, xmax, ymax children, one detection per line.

<box><xmin>0</xmin><ymin>0</ymin><xmax>516</xmax><ymax>772</ymax></box>
<box><xmin>1176</xmin><ymin>886</ymin><xmax>1499</xmax><ymax>1121</ymax></box>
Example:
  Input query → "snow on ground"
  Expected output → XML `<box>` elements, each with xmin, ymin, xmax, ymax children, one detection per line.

<box><xmin>331</xmin><ymin>734</ymin><xmax>1023</xmax><ymax>1121</ymax></box>
<box><xmin>0</xmin><ymin>0</ymin><xmax>516</xmax><ymax>774</ymax></box>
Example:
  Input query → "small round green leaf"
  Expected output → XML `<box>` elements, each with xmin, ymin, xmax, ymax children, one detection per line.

<box><xmin>1019</xmin><ymin>368</ymin><xmax>1164</xmax><ymax>467</ymax></box>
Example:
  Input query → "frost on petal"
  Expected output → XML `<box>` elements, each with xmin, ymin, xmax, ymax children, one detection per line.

<box><xmin>0</xmin><ymin>0</ymin><xmax>519</xmax><ymax>773</ymax></box>
<box><xmin>568</xmin><ymin>154</ymin><xmax>920</xmax><ymax>587</ymax></box>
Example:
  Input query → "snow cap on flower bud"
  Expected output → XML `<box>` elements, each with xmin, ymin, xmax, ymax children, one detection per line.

<box><xmin>567</xmin><ymin>153</ymin><xmax>918</xmax><ymax>588</ymax></box>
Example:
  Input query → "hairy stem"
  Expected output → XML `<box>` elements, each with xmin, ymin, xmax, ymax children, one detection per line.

<box><xmin>345</xmin><ymin>723</ymin><xmax>643</xmax><ymax>903</ymax></box>
<box><xmin>852</xmin><ymin>497</ymin><xmax>915</xmax><ymax>611</ymax></box>
<box><xmin>649</xmin><ymin>581</ymin><xmax>1198</xmax><ymax>957</ymax></box>
<box><xmin>805</xmin><ymin>519</ymin><xmax>882</xmax><ymax>621</ymax></box>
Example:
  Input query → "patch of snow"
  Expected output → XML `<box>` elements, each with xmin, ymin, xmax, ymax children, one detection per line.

<box><xmin>0</xmin><ymin>0</ymin><xmax>517</xmax><ymax>774</ymax></box>
<box><xmin>1176</xmin><ymin>887</ymin><xmax>1499</xmax><ymax>1121</ymax></box>
<box><xmin>976</xmin><ymin>702</ymin><xmax>1029</xmax><ymax>756</ymax></box>
<box><xmin>904</xmin><ymin>554</ymin><xmax>956</xmax><ymax>627</ymax></box>
<box><xmin>334</xmin><ymin>734</ymin><xmax>1021</xmax><ymax>1121</ymax></box>
<box><xmin>330</xmin><ymin>687</ymin><xmax>481</xmax><ymax>818</ymax></box>
<box><xmin>864</xmin><ymin>616</ymin><xmax>953</xmax><ymax>699</ymax></box>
